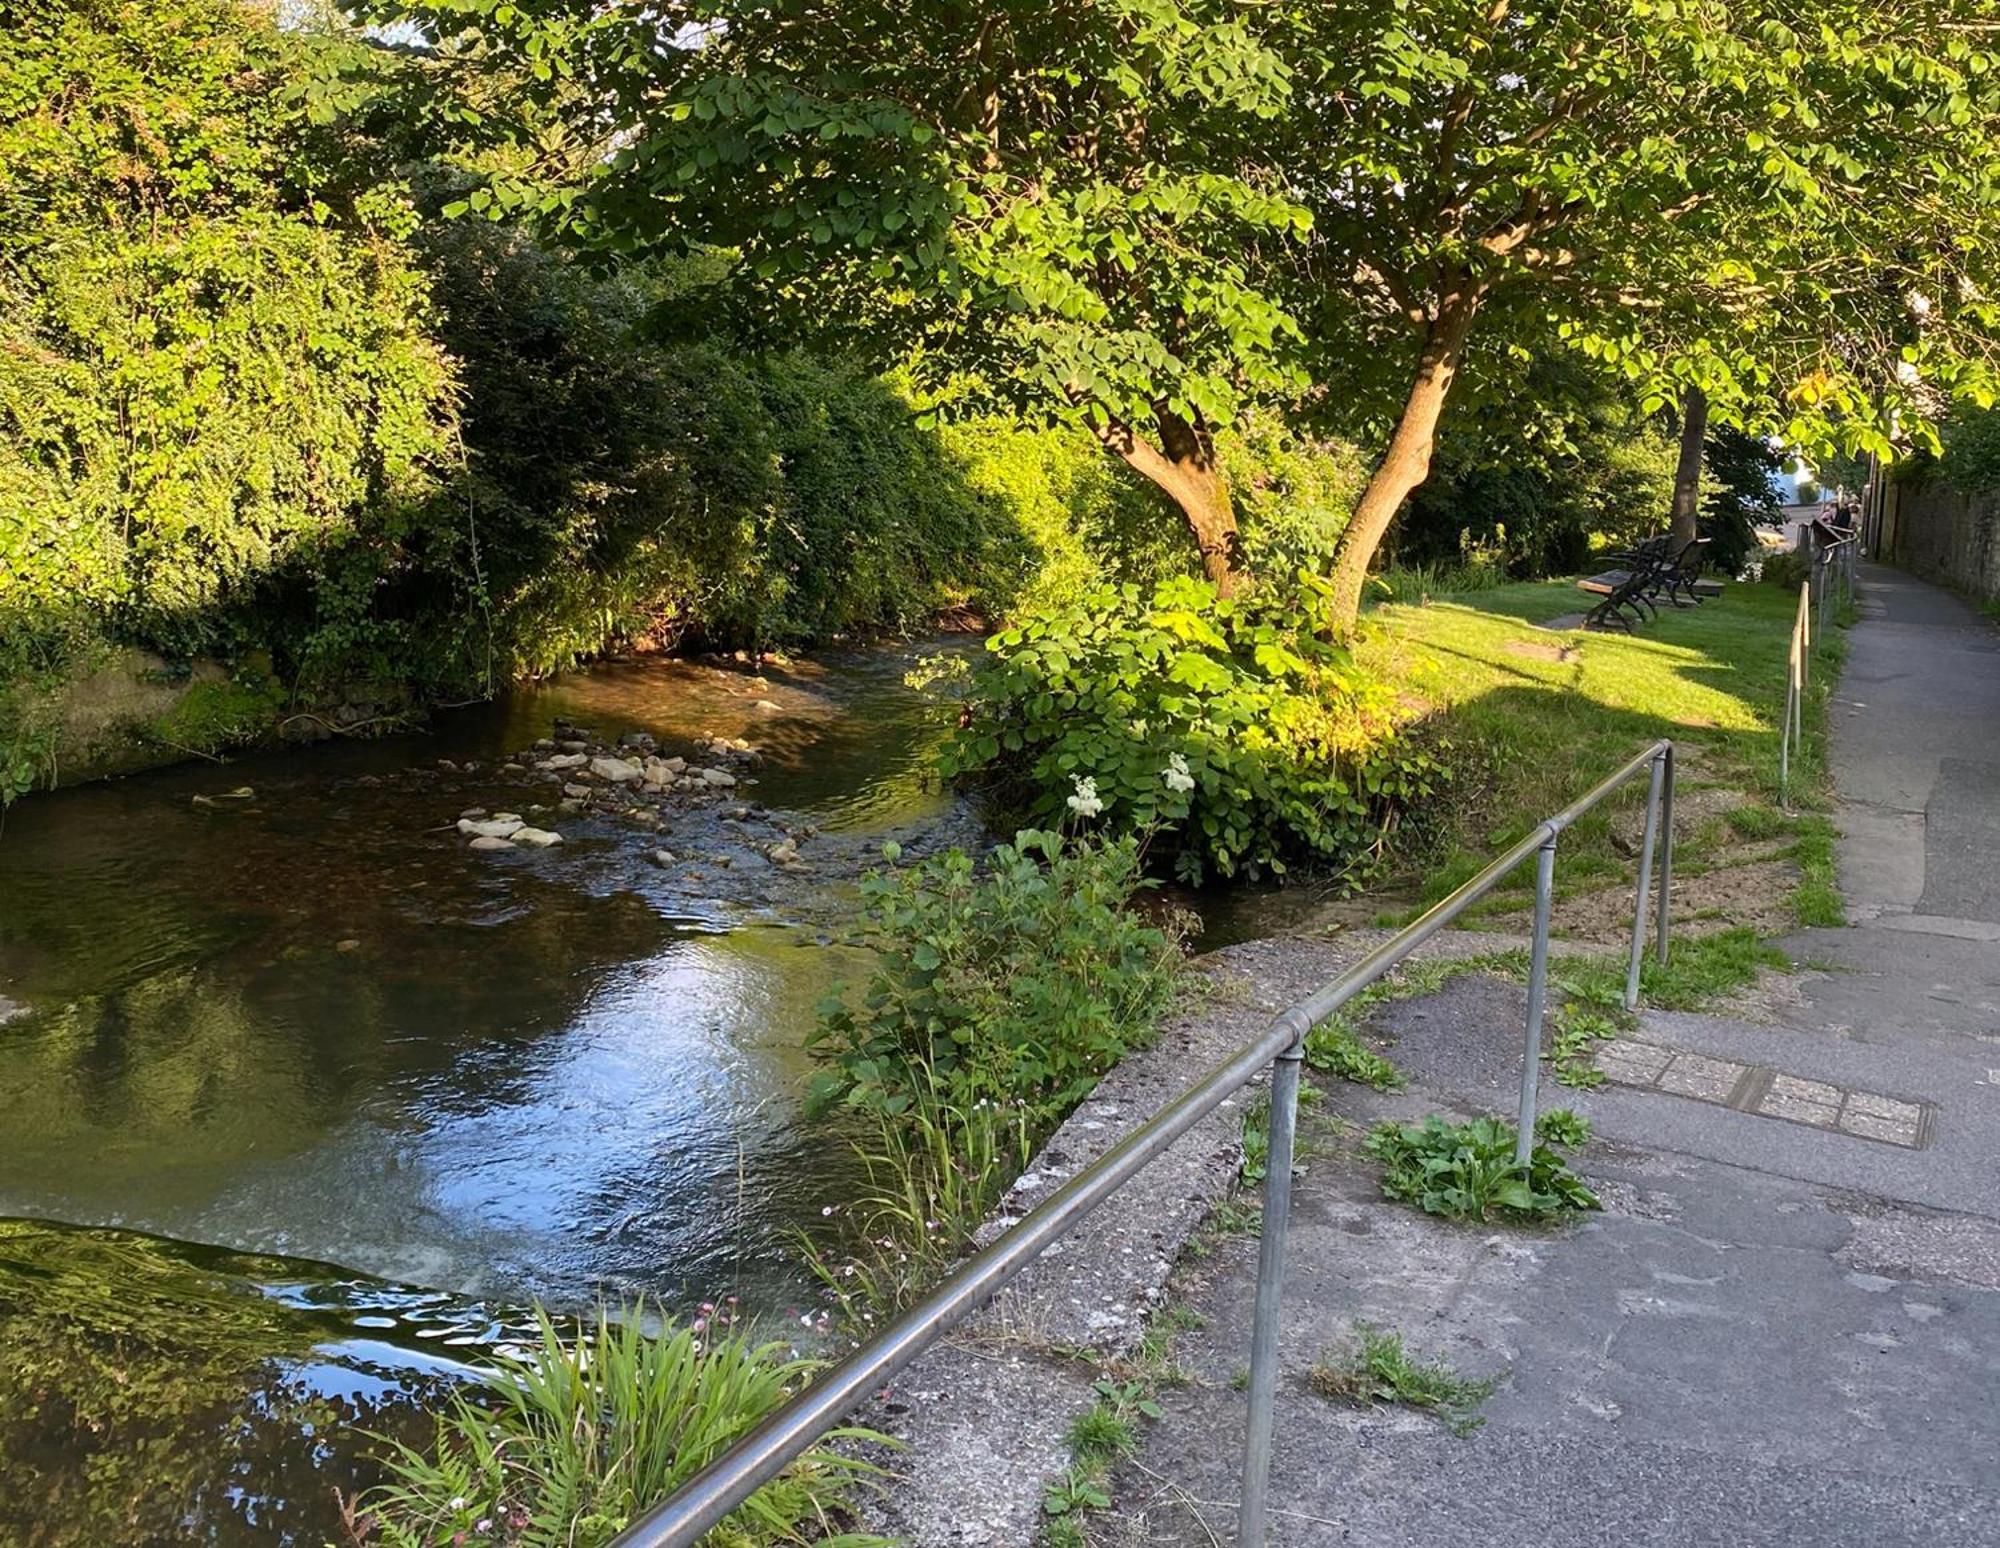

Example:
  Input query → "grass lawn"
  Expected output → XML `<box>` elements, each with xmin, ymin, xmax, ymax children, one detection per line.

<box><xmin>1357</xmin><ymin>577</ymin><xmax>1845</xmax><ymax>935</ymax></box>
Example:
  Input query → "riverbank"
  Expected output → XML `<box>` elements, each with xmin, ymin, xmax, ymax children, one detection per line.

<box><xmin>0</xmin><ymin>574</ymin><xmax>1835</xmax><ymax>1544</ymax></box>
<box><xmin>832</xmin><ymin>573</ymin><xmax>1849</xmax><ymax>1543</ymax></box>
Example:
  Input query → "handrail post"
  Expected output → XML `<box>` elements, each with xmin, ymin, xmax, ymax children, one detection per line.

<box><xmin>1238</xmin><ymin>1021</ymin><xmax>1306</xmax><ymax>1548</ymax></box>
<box><xmin>1624</xmin><ymin>750</ymin><xmax>1667</xmax><ymax>1009</ymax></box>
<box><xmin>1515</xmin><ymin>835</ymin><xmax>1559</xmax><ymax>1166</ymax></box>
<box><xmin>1800</xmin><ymin>580</ymin><xmax>1811</xmax><ymax>687</ymax></box>
<box><xmin>1781</xmin><ymin>628</ymin><xmax>1795</xmax><ymax>809</ymax></box>
<box><xmin>1654</xmin><ymin>742</ymin><xmax>1673</xmax><ymax>966</ymax></box>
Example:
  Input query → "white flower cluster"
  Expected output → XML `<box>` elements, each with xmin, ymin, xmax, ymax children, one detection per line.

<box><xmin>1066</xmin><ymin>774</ymin><xmax>1104</xmax><ymax>817</ymax></box>
<box><xmin>1164</xmin><ymin>752</ymin><xmax>1195</xmax><ymax>793</ymax></box>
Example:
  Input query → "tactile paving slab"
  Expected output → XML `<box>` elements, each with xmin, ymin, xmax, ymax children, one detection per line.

<box><xmin>1594</xmin><ymin>1039</ymin><xmax>1932</xmax><ymax>1148</ymax></box>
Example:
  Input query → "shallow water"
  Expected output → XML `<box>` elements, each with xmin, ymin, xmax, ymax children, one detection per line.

<box><xmin>0</xmin><ymin>640</ymin><xmax>979</xmax><ymax>1544</ymax></box>
<box><xmin>0</xmin><ymin>635</ymin><xmax>1335</xmax><ymax>1542</ymax></box>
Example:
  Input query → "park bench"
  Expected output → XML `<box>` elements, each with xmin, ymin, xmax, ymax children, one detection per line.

<box><xmin>1577</xmin><ymin>535</ymin><xmax>1718</xmax><ymax>631</ymax></box>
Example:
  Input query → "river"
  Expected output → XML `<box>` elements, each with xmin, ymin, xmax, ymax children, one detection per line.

<box><xmin>0</xmin><ymin>638</ymin><xmax>1328</xmax><ymax>1545</ymax></box>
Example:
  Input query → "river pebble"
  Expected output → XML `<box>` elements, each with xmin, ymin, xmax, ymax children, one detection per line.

<box><xmin>458</xmin><ymin>816</ymin><xmax>525</xmax><ymax>839</ymax></box>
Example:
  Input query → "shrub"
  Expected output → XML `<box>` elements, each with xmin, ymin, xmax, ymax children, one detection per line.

<box><xmin>362</xmin><ymin>1306</ymin><xmax>886</xmax><ymax>1548</ymax></box>
<box><xmin>1758</xmin><ymin>549</ymin><xmax>1811</xmax><ymax>590</ymax></box>
<box><xmin>938</xmin><ymin>574</ymin><xmax>1444</xmax><ymax>883</ymax></box>
<box><xmin>803</xmin><ymin>830</ymin><xmax>1181</xmax><ymax>1316</ymax></box>
<box><xmin>1361</xmin><ymin>1113</ymin><xmax>1598</xmax><ymax>1222</ymax></box>
<box><xmin>806</xmin><ymin>830</ymin><xmax>1182</xmax><ymax>1125</ymax></box>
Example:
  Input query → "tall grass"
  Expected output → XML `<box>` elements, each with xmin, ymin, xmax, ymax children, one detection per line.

<box><xmin>356</xmin><ymin>1307</ymin><xmax>887</xmax><ymax>1548</ymax></box>
<box><xmin>804</xmin><ymin>1076</ymin><xmax>1034</xmax><ymax>1321</ymax></box>
<box><xmin>1367</xmin><ymin>560</ymin><xmax>1512</xmax><ymax>606</ymax></box>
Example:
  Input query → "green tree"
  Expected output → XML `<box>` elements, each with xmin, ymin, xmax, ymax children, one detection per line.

<box><xmin>1279</xmin><ymin>0</ymin><xmax>2000</xmax><ymax>628</ymax></box>
<box><xmin>362</xmin><ymin>0</ymin><xmax>1316</xmax><ymax>594</ymax></box>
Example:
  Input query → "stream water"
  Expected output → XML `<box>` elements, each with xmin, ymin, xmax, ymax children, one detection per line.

<box><xmin>0</xmin><ymin>639</ymin><xmax>1318</xmax><ymax>1545</ymax></box>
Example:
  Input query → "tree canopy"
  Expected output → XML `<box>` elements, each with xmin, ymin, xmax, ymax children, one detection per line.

<box><xmin>1273</xmin><ymin>0</ymin><xmax>2000</xmax><ymax>621</ymax></box>
<box><xmin>371</xmin><ymin>0</ymin><xmax>1318</xmax><ymax>591</ymax></box>
<box><xmin>390</xmin><ymin>0</ymin><xmax>2000</xmax><ymax>626</ymax></box>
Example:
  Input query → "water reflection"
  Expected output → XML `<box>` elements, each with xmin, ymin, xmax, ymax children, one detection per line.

<box><xmin>0</xmin><ymin>640</ymin><xmax>972</xmax><ymax>1543</ymax></box>
<box><xmin>0</xmin><ymin>1218</ymin><xmax>494</xmax><ymax>1548</ymax></box>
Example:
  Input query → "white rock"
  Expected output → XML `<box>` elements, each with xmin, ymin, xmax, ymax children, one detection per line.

<box><xmin>753</xmin><ymin>699</ymin><xmax>781</xmax><ymax>713</ymax></box>
<box><xmin>590</xmin><ymin>756</ymin><xmax>643</xmax><ymax>784</ymax></box>
<box><xmin>544</xmin><ymin>753</ymin><xmax>588</xmax><ymax>770</ymax></box>
<box><xmin>701</xmin><ymin>768</ymin><xmax>737</xmax><ymax>787</ymax></box>
<box><xmin>648</xmin><ymin>849</ymin><xmax>677</xmax><ymax>867</ymax></box>
<box><xmin>768</xmin><ymin>840</ymin><xmax>799</xmax><ymax>865</ymax></box>
<box><xmin>468</xmin><ymin>835</ymin><xmax>517</xmax><ymax>852</ymax></box>
<box><xmin>562</xmin><ymin>782</ymin><xmax>592</xmax><ymax>799</ymax></box>
<box><xmin>660</xmin><ymin>756</ymin><xmax>687</xmax><ymax>774</ymax></box>
<box><xmin>513</xmin><ymin>827</ymin><xmax>564</xmax><ymax>847</ymax></box>
<box><xmin>458</xmin><ymin>817</ymin><xmax>525</xmax><ymax>839</ymax></box>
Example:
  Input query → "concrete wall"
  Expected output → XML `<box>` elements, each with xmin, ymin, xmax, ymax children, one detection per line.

<box><xmin>1883</xmin><ymin>471</ymin><xmax>2000</xmax><ymax>606</ymax></box>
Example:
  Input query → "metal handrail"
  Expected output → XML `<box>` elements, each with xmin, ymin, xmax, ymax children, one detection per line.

<box><xmin>1780</xmin><ymin>578</ymin><xmax>1811</xmax><ymax>808</ymax></box>
<box><xmin>610</xmin><ymin>740</ymin><xmax>1678</xmax><ymax>1548</ymax></box>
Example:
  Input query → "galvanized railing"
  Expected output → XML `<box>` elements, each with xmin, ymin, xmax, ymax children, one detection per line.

<box><xmin>1780</xmin><ymin>578</ymin><xmax>1811</xmax><ymax>809</ymax></box>
<box><xmin>609</xmin><ymin>740</ymin><xmax>1678</xmax><ymax>1548</ymax></box>
<box><xmin>1780</xmin><ymin>525</ymin><xmax>1853</xmax><ymax>809</ymax></box>
<box><xmin>1814</xmin><ymin>524</ymin><xmax>1857</xmax><ymax>639</ymax></box>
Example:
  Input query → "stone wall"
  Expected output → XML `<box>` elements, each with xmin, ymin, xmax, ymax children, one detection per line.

<box><xmin>1883</xmin><ymin>471</ymin><xmax>2000</xmax><ymax>604</ymax></box>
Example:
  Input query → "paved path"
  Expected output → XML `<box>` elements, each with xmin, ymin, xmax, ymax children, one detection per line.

<box><xmin>1112</xmin><ymin>564</ymin><xmax>2000</xmax><ymax>1548</ymax></box>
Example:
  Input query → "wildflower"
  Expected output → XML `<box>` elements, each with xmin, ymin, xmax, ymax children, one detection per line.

<box><xmin>1066</xmin><ymin>774</ymin><xmax>1104</xmax><ymax>818</ymax></box>
<box><xmin>450</xmin><ymin>1498</ymin><xmax>467</xmax><ymax>1513</ymax></box>
<box><xmin>1163</xmin><ymin>752</ymin><xmax>1195</xmax><ymax>794</ymax></box>
<box><xmin>1907</xmin><ymin>291</ymin><xmax>1933</xmax><ymax>318</ymax></box>
<box><xmin>1895</xmin><ymin>360</ymin><xmax>1921</xmax><ymax>386</ymax></box>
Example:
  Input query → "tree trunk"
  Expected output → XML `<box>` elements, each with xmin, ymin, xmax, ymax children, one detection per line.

<box><xmin>1325</xmin><ymin>298</ymin><xmax>1480</xmax><ymax>632</ymax></box>
<box><xmin>1096</xmin><ymin>407</ymin><xmax>1242</xmax><ymax>596</ymax></box>
<box><xmin>1668</xmin><ymin>384</ymin><xmax>1708</xmax><ymax>547</ymax></box>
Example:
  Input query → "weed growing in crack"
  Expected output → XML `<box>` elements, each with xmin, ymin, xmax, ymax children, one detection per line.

<box><xmin>1363</xmin><ymin>1113</ymin><xmax>1597</xmax><ymax>1222</ymax></box>
<box><xmin>1534</xmin><ymin>1108</ymin><xmax>1592</xmax><ymax>1148</ymax></box>
<box><xmin>1304</xmin><ymin>1018</ymin><xmax>1404</xmax><ymax>1089</ymax></box>
<box><xmin>1042</xmin><ymin>1371</ymin><xmax>1168</xmax><ymax>1542</ymax></box>
<box><xmin>1547</xmin><ymin>1004</ymin><xmax>1621</xmax><ymax>1089</ymax></box>
<box><xmin>1309</xmin><ymin>1323</ymin><xmax>1496</xmax><ymax>1436</ymax></box>
<box><xmin>1238</xmin><ymin>1084</ymin><xmax>1325</xmax><ymax>1184</ymax></box>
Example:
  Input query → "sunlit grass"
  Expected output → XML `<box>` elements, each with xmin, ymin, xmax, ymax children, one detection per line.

<box><xmin>1359</xmin><ymin>578</ymin><xmax>1844</xmax><ymax>922</ymax></box>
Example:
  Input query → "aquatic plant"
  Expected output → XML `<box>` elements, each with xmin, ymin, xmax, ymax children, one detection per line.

<box><xmin>358</xmin><ymin>1306</ymin><xmax>886</xmax><ymax>1547</ymax></box>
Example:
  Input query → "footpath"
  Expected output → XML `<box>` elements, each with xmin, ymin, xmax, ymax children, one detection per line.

<box><xmin>1105</xmin><ymin>562</ymin><xmax>2000</xmax><ymax>1547</ymax></box>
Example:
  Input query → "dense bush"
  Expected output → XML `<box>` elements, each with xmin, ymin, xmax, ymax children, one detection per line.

<box><xmin>1934</xmin><ymin>405</ymin><xmax>2000</xmax><ymax>494</ymax></box>
<box><xmin>0</xmin><ymin>0</ymin><xmax>456</xmax><ymax>687</ymax></box>
<box><xmin>410</xmin><ymin>222</ymin><xmax>1054</xmax><ymax>682</ymax></box>
<box><xmin>938</xmin><ymin>575</ymin><xmax>1444</xmax><ymax>883</ymax></box>
<box><xmin>802</xmin><ymin>829</ymin><xmax>1182</xmax><ymax>1312</ymax></box>
<box><xmin>807</xmin><ymin>830</ymin><xmax>1182</xmax><ymax>1125</ymax></box>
